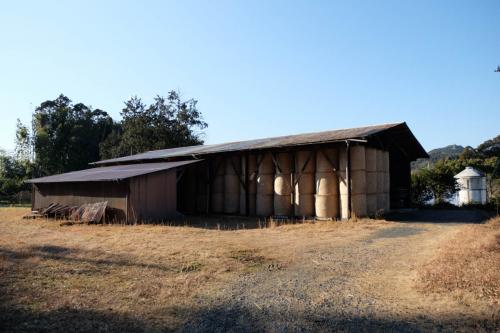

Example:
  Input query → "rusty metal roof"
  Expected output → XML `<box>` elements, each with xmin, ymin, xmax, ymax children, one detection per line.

<box><xmin>93</xmin><ymin>122</ymin><xmax>428</xmax><ymax>165</ymax></box>
<box><xmin>26</xmin><ymin>160</ymin><xmax>201</xmax><ymax>184</ymax></box>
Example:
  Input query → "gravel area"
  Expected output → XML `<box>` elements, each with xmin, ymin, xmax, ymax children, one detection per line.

<box><xmin>181</xmin><ymin>214</ymin><xmax>499</xmax><ymax>332</ymax></box>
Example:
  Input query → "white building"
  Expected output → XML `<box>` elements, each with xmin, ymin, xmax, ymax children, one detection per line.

<box><xmin>454</xmin><ymin>167</ymin><xmax>487</xmax><ymax>205</ymax></box>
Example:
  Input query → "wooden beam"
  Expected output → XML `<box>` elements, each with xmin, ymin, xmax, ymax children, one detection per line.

<box><xmin>293</xmin><ymin>150</ymin><xmax>314</xmax><ymax>188</ymax></box>
<box><xmin>346</xmin><ymin>141</ymin><xmax>351</xmax><ymax>219</ymax></box>
<box><xmin>318</xmin><ymin>149</ymin><xmax>337</xmax><ymax>173</ymax></box>
<box><xmin>244</xmin><ymin>153</ymin><xmax>249</xmax><ymax>216</ymax></box>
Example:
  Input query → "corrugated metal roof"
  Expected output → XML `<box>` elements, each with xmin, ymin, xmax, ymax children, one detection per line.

<box><xmin>94</xmin><ymin>122</ymin><xmax>426</xmax><ymax>165</ymax></box>
<box><xmin>26</xmin><ymin>160</ymin><xmax>201</xmax><ymax>184</ymax></box>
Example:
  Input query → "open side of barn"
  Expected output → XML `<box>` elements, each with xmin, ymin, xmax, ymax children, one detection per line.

<box><xmin>27</xmin><ymin>122</ymin><xmax>428</xmax><ymax>223</ymax></box>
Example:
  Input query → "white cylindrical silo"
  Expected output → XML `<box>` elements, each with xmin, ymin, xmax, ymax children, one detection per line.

<box><xmin>454</xmin><ymin>167</ymin><xmax>488</xmax><ymax>205</ymax></box>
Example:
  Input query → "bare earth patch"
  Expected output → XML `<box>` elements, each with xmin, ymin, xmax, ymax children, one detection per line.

<box><xmin>0</xmin><ymin>208</ymin><xmax>499</xmax><ymax>332</ymax></box>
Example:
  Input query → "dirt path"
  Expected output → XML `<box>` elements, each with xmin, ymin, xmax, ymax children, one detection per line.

<box><xmin>181</xmin><ymin>221</ymin><xmax>496</xmax><ymax>332</ymax></box>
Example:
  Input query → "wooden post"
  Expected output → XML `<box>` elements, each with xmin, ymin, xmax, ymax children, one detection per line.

<box><xmin>346</xmin><ymin>141</ymin><xmax>352</xmax><ymax>219</ymax></box>
<box><xmin>206</xmin><ymin>161</ymin><xmax>210</xmax><ymax>214</ymax></box>
<box><xmin>291</xmin><ymin>151</ymin><xmax>296</xmax><ymax>217</ymax></box>
<box><xmin>207</xmin><ymin>159</ymin><xmax>212</xmax><ymax>214</ymax></box>
<box><xmin>244</xmin><ymin>153</ymin><xmax>249</xmax><ymax>216</ymax></box>
<box><xmin>125</xmin><ymin>183</ymin><xmax>129</xmax><ymax>224</ymax></box>
<box><xmin>31</xmin><ymin>184</ymin><xmax>35</xmax><ymax>211</ymax></box>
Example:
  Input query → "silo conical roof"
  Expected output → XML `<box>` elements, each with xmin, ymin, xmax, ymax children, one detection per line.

<box><xmin>454</xmin><ymin>166</ymin><xmax>484</xmax><ymax>179</ymax></box>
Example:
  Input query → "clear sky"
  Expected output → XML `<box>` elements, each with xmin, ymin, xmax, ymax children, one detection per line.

<box><xmin>0</xmin><ymin>0</ymin><xmax>498</xmax><ymax>153</ymax></box>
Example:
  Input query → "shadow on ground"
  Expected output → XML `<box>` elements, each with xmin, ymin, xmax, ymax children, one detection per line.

<box><xmin>156</xmin><ymin>209</ymin><xmax>493</xmax><ymax>230</ymax></box>
<box><xmin>385</xmin><ymin>209</ymin><xmax>491</xmax><ymax>224</ymax></box>
<box><xmin>0</xmin><ymin>306</ymin><xmax>155</xmax><ymax>333</ymax></box>
<box><xmin>0</xmin><ymin>302</ymin><xmax>498</xmax><ymax>333</ymax></box>
<box><xmin>180</xmin><ymin>304</ymin><xmax>500</xmax><ymax>333</ymax></box>
<box><xmin>0</xmin><ymin>245</ymin><xmax>173</xmax><ymax>272</ymax></box>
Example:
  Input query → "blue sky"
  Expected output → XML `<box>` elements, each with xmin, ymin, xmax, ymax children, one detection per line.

<box><xmin>0</xmin><ymin>0</ymin><xmax>498</xmax><ymax>153</ymax></box>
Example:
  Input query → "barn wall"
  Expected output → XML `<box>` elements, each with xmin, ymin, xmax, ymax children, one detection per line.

<box><xmin>33</xmin><ymin>182</ymin><xmax>128</xmax><ymax>221</ymax></box>
<box><xmin>128</xmin><ymin>169</ymin><xmax>177</xmax><ymax>222</ymax></box>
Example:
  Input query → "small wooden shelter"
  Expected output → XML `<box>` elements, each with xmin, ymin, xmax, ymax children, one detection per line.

<box><xmin>27</xmin><ymin>161</ymin><xmax>200</xmax><ymax>223</ymax></box>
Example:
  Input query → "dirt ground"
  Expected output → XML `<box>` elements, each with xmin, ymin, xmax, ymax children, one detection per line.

<box><xmin>0</xmin><ymin>208</ymin><xmax>498</xmax><ymax>332</ymax></box>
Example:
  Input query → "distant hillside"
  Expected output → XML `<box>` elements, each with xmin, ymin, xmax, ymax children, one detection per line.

<box><xmin>477</xmin><ymin>135</ymin><xmax>500</xmax><ymax>157</ymax></box>
<box><xmin>411</xmin><ymin>144</ymin><xmax>465</xmax><ymax>170</ymax></box>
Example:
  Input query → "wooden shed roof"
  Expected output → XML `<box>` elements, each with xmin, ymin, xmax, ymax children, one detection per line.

<box><xmin>26</xmin><ymin>160</ymin><xmax>201</xmax><ymax>184</ymax></box>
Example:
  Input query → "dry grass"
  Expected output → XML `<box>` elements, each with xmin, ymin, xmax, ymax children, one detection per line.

<box><xmin>418</xmin><ymin>216</ymin><xmax>500</xmax><ymax>306</ymax></box>
<box><xmin>0</xmin><ymin>207</ymin><xmax>388</xmax><ymax>331</ymax></box>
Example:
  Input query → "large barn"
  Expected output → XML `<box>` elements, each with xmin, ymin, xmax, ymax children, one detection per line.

<box><xmin>27</xmin><ymin>122</ymin><xmax>428</xmax><ymax>223</ymax></box>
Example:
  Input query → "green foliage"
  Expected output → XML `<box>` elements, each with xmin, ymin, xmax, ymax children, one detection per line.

<box><xmin>31</xmin><ymin>95</ymin><xmax>114</xmax><ymax>175</ymax></box>
<box><xmin>411</xmin><ymin>161</ymin><xmax>459</xmax><ymax>206</ymax></box>
<box><xmin>411</xmin><ymin>155</ymin><xmax>500</xmax><ymax>207</ymax></box>
<box><xmin>16</xmin><ymin>91</ymin><xmax>207</xmax><ymax>174</ymax></box>
<box><xmin>15</xmin><ymin>119</ymin><xmax>31</xmax><ymax>162</ymax></box>
<box><xmin>0</xmin><ymin>150</ymin><xmax>31</xmax><ymax>202</ymax></box>
<box><xmin>98</xmin><ymin>122</ymin><xmax>123</xmax><ymax>160</ymax></box>
<box><xmin>458</xmin><ymin>146</ymin><xmax>479</xmax><ymax>160</ymax></box>
<box><xmin>4</xmin><ymin>91</ymin><xmax>208</xmax><ymax>203</ymax></box>
<box><xmin>477</xmin><ymin>135</ymin><xmax>500</xmax><ymax>158</ymax></box>
<box><xmin>411</xmin><ymin>145</ymin><xmax>465</xmax><ymax>170</ymax></box>
<box><xmin>411</xmin><ymin>132</ymin><xmax>500</xmax><ymax>208</ymax></box>
<box><xmin>100</xmin><ymin>92</ymin><xmax>207</xmax><ymax>158</ymax></box>
<box><xmin>410</xmin><ymin>171</ymin><xmax>433</xmax><ymax>206</ymax></box>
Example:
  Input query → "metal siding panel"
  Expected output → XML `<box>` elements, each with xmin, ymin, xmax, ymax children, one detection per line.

<box><xmin>130</xmin><ymin>170</ymin><xmax>177</xmax><ymax>221</ymax></box>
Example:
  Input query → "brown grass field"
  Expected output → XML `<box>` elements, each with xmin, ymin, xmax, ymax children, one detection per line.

<box><xmin>418</xmin><ymin>216</ymin><xmax>500</xmax><ymax>307</ymax></box>
<box><xmin>0</xmin><ymin>207</ymin><xmax>499</xmax><ymax>332</ymax></box>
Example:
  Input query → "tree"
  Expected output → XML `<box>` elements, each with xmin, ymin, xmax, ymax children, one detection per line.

<box><xmin>411</xmin><ymin>171</ymin><xmax>433</xmax><ymax>206</ymax></box>
<box><xmin>31</xmin><ymin>95</ymin><xmax>114</xmax><ymax>175</ymax></box>
<box><xmin>17</xmin><ymin>91</ymin><xmax>207</xmax><ymax>175</ymax></box>
<box><xmin>15</xmin><ymin>119</ymin><xmax>31</xmax><ymax>163</ymax></box>
<box><xmin>410</xmin><ymin>161</ymin><xmax>459</xmax><ymax>206</ymax></box>
<box><xmin>476</xmin><ymin>135</ymin><xmax>500</xmax><ymax>158</ymax></box>
<box><xmin>0</xmin><ymin>149</ymin><xmax>30</xmax><ymax>202</ymax></box>
<box><xmin>426</xmin><ymin>161</ymin><xmax>460</xmax><ymax>204</ymax></box>
<box><xmin>98</xmin><ymin>122</ymin><xmax>124</xmax><ymax>160</ymax></box>
<box><xmin>458</xmin><ymin>146</ymin><xmax>478</xmax><ymax>160</ymax></box>
<box><xmin>102</xmin><ymin>91</ymin><xmax>207</xmax><ymax>158</ymax></box>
